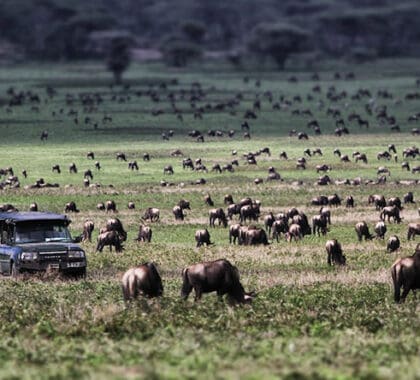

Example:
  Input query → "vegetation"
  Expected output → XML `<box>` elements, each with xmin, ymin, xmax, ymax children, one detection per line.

<box><xmin>0</xmin><ymin>59</ymin><xmax>419</xmax><ymax>378</ymax></box>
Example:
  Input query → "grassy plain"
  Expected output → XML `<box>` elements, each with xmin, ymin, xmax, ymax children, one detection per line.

<box><xmin>0</xmin><ymin>60</ymin><xmax>418</xmax><ymax>379</ymax></box>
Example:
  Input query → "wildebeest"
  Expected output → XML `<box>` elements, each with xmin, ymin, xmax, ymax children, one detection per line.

<box><xmin>407</xmin><ymin>223</ymin><xmax>420</xmax><ymax>240</ymax></box>
<box><xmin>345</xmin><ymin>195</ymin><xmax>355</xmax><ymax>208</ymax></box>
<box><xmin>328</xmin><ymin>194</ymin><xmax>341</xmax><ymax>206</ymax></box>
<box><xmin>391</xmin><ymin>244</ymin><xmax>420</xmax><ymax>302</ymax></box>
<box><xmin>311</xmin><ymin>195</ymin><xmax>329</xmax><ymax>206</ymax></box>
<box><xmin>374</xmin><ymin>221</ymin><xmax>387</xmax><ymax>239</ymax></box>
<box><xmin>82</xmin><ymin>220</ymin><xmax>94</xmax><ymax>242</ymax></box>
<box><xmin>355</xmin><ymin>221</ymin><xmax>373</xmax><ymax>241</ymax></box>
<box><xmin>96</xmin><ymin>230</ymin><xmax>123</xmax><ymax>252</ymax></box>
<box><xmin>142</xmin><ymin>207</ymin><xmax>160</xmax><ymax>222</ymax></box>
<box><xmin>239</xmin><ymin>204</ymin><xmax>260</xmax><ymax>223</ymax></box>
<box><xmin>204</xmin><ymin>194</ymin><xmax>214</xmax><ymax>207</ymax></box>
<box><xmin>178</xmin><ymin>199</ymin><xmax>190</xmax><ymax>210</ymax></box>
<box><xmin>116</xmin><ymin>152</ymin><xmax>127</xmax><ymax>161</ymax></box>
<box><xmin>325</xmin><ymin>239</ymin><xmax>346</xmax><ymax>266</ymax></box>
<box><xmin>181</xmin><ymin>259</ymin><xmax>253</xmax><ymax>304</ymax></box>
<box><xmin>97</xmin><ymin>202</ymin><xmax>105</xmax><ymax>211</ymax></box>
<box><xmin>106</xmin><ymin>200</ymin><xmax>117</xmax><ymax>213</ymax></box>
<box><xmin>229</xmin><ymin>223</ymin><xmax>242</xmax><ymax>244</ymax></box>
<box><xmin>285</xmin><ymin>223</ymin><xmax>303</xmax><ymax>242</ymax></box>
<box><xmin>403</xmin><ymin>192</ymin><xmax>415</xmax><ymax>204</ymax></box>
<box><xmin>173</xmin><ymin>205</ymin><xmax>185</xmax><ymax>221</ymax></box>
<box><xmin>122</xmin><ymin>263</ymin><xmax>163</xmax><ymax>301</ymax></box>
<box><xmin>195</xmin><ymin>229</ymin><xmax>213</xmax><ymax>247</ymax></box>
<box><xmin>163</xmin><ymin>165</ymin><xmax>174</xmax><ymax>175</ymax></box>
<box><xmin>316</xmin><ymin>164</ymin><xmax>331</xmax><ymax>173</ymax></box>
<box><xmin>29</xmin><ymin>202</ymin><xmax>38</xmax><ymax>212</ymax></box>
<box><xmin>224</xmin><ymin>194</ymin><xmax>234</xmax><ymax>205</ymax></box>
<box><xmin>368</xmin><ymin>194</ymin><xmax>386</xmax><ymax>210</ymax></box>
<box><xmin>272</xmin><ymin>218</ymin><xmax>289</xmax><ymax>242</ymax></box>
<box><xmin>40</xmin><ymin>130</ymin><xmax>48</xmax><ymax>141</ymax></box>
<box><xmin>312</xmin><ymin>214</ymin><xmax>328</xmax><ymax>236</ymax></box>
<box><xmin>242</xmin><ymin>226</ymin><xmax>269</xmax><ymax>245</ymax></box>
<box><xmin>69</xmin><ymin>163</ymin><xmax>77</xmax><ymax>174</ymax></box>
<box><xmin>136</xmin><ymin>224</ymin><xmax>152</xmax><ymax>243</ymax></box>
<box><xmin>87</xmin><ymin>151</ymin><xmax>95</xmax><ymax>160</ymax></box>
<box><xmin>263</xmin><ymin>212</ymin><xmax>275</xmax><ymax>236</ymax></box>
<box><xmin>380</xmin><ymin>205</ymin><xmax>401</xmax><ymax>223</ymax></box>
<box><xmin>387</xmin><ymin>235</ymin><xmax>400</xmax><ymax>252</ymax></box>
<box><xmin>52</xmin><ymin>164</ymin><xmax>61</xmax><ymax>174</ymax></box>
<box><xmin>64</xmin><ymin>201</ymin><xmax>79</xmax><ymax>213</ymax></box>
<box><xmin>317</xmin><ymin>175</ymin><xmax>331</xmax><ymax>186</ymax></box>
<box><xmin>209</xmin><ymin>208</ymin><xmax>228</xmax><ymax>227</ymax></box>
<box><xmin>127</xmin><ymin>201</ymin><xmax>135</xmax><ymax>209</ymax></box>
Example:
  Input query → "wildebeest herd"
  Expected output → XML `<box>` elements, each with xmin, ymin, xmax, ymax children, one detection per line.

<box><xmin>1</xmin><ymin>72</ymin><xmax>419</xmax><ymax>308</ymax></box>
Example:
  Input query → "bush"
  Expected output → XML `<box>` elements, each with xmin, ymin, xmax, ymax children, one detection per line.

<box><xmin>160</xmin><ymin>37</ymin><xmax>203</xmax><ymax>67</ymax></box>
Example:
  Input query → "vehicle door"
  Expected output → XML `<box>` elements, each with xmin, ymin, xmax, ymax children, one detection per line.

<box><xmin>0</xmin><ymin>221</ymin><xmax>14</xmax><ymax>274</ymax></box>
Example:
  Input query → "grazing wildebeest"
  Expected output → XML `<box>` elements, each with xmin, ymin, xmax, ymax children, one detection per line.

<box><xmin>311</xmin><ymin>195</ymin><xmax>329</xmax><ymax>206</ymax></box>
<box><xmin>328</xmin><ymin>194</ymin><xmax>341</xmax><ymax>207</ymax></box>
<box><xmin>195</xmin><ymin>229</ymin><xmax>213</xmax><ymax>247</ymax></box>
<box><xmin>127</xmin><ymin>201</ymin><xmax>135</xmax><ymax>209</ymax></box>
<box><xmin>143</xmin><ymin>153</ymin><xmax>150</xmax><ymax>161</ymax></box>
<box><xmin>163</xmin><ymin>165</ymin><xmax>174</xmax><ymax>175</ymax></box>
<box><xmin>84</xmin><ymin>169</ymin><xmax>93</xmax><ymax>180</ymax></box>
<box><xmin>345</xmin><ymin>195</ymin><xmax>355</xmax><ymax>208</ymax></box>
<box><xmin>403</xmin><ymin>192</ymin><xmax>415</xmax><ymax>204</ymax></box>
<box><xmin>374</xmin><ymin>221</ymin><xmax>387</xmax><ymax>239</ymax></box>
<box><xmin>368</xmin><ymin>194</ymin><xmax>386</xmax><ymax>210</ymax></box>
<box><xmin>97</xmin><ymin>202</ymin><xmax>105</xmax><ymax>211</ymax></box>
<box><xmin>316</xmin><ymin>164</ymin><xmax>331</xmax><ymax>173</ymax></box>
<box><xmin>387</xmin><ymin>235</ymin><xmax>400</xmax><ymax>252</ymax></box>
<box><xmin>264</xmin><ymin>212</ymin><xmax>275</xmax><ymax>236</ymax></box>
<box><xmin>142</xmin><ymin>207</ymin><xmax>160</xmax><ymax>222</ymax></box>
<box><xmin>387</xmin><ymin>197</ymin><xmax>402</xmax><ymax>210</ymax></box>
<box><xmin>312</xmin><ymin>214</ymin><xmax>328</xmax><ymax>236</ymax></box>
<box><xmin>377</xmin><ymin>151</ymin><xmax>391</xmax><ymax>160</ymax></box>
<box><xmin>182</xmin><ymin>158</ymin><xmax>194</xmax><ymax>170</ymax></box>
<box><xmin>52</xmin><ymin>164</ymin><xmax>61</xmax><ymax>174</ymax></box>
<box><xmin>239</xmin><ymin>204</ymin><xmax>260</xmax><ymax>223</ymax></box>
<box><xmin>355</xmin><ymin>221</ymin><xmax>373</xmax><ymax>241</ymax></box>
<box><xmin>87</xmin><ymin>151</ymin><xmax>95</xmax><ymax>160</ymax></box>
<box><xmin>122</xmin><ymin>263</ymin><xmax>163</xmax><ymax>301</ymax></box>
<box><xmin>317</xmin><ymin>175</ymin><xmax>331</xmax><ymax>186</ymax></box>
<box><xmin>243</xmin><ymin>226</ymin><xmax>269</xmax><ymax>245</ymax></box>
<box><xmin>82</xmin><ymin>220</ymin><xmax>94</xmax><ymax>242</ymax></box>
<box><xmin>178</xmin><ymin>199</ymin><xmax>190</xmax><ymax>210</ymax></box>
<box><xmin>95</xmin><ymin>161</ymin><xmax>101</xmax><ymax>170</ymax></box>
<box><xmin>128</xmin><ymin>161</ymin><xmax>139</xmax><ymax>171</ymax></box>
<box><xmin>181</xmin><ymin>259</ymin><xmax>253</xmax><ymax>304</ymax></box>
<box><xmin>377</xmin><ymin>166</ymin><xmax>390</xmax><ymax>176</ymax></box>
<box><xmin>285</xmin><ymin>223</ymin><xmax>303</xmax><ymax>242</ymax></box>
<box><xmin>96</xmin><ymin>230</ymin><xmax>123</xmax><ymax>252</ymax></box>
<box><xmin>106</xmin><ymin>200</ymin><xmax>117</xmax><ymax>213</ymax></box>
<box><xmin>64</xmin><ymin>201</ymin><xmax>79</xmax><ymax>213</ymax></box>
<box><xmin>272</xmin><ymin>218</ymin><xmax>289</xmax><ymax>242</ymax></box>
<box><xmin>407</xmin><ymin>223</ymin><xmax>420</xmax><ymax>240</ymax></box>
<box><xmin>69</xmin><ymin>163</ymin><xmax>77</xmax><ymax>174</ymax></box>
<box><xmin>136</xmin><ymin>225</ymin><xmax>152</xmax><ymax>243</ymax></box>
<box><xmin>29</xmin><ymin>202</ymin><xmax>38</xmax><ymax>212</ymax></box>
<box><xmin>224</xmin><ymin>194</ymin><xmax>234</xmax><ymax>205</ymax></box>
<box><xmin>380</xmin><ymin>206</ymin><xmax>401</xmax><ymax>223</ymax></box>
<box><xmin>209</xmin><ymin>208</ymin><xmax>228</xmax><ymax>227</ymax></box>
<box><xmin>204</xmin><ymin>194</ymin><xmax>214</xmax><ymax>206</ymax></box>
<box><xmin>229</xmin><ymin>224</ymin><xmax>242</xmax><ymax>244</ymax></box>
<box><xmin>116</xmin><ymin>152</ymin><xmax>127</xmax><ymax>161</ymax></box>
<box><xmin>173</xmin><ymin>205</ymin><xmax>185</xmax><ymax>221</ymax></box>
<box><xmin>325</xmin><ymin>239</ymin><xmax>346</xmax><ymax>266</ymax></box>
<box><xmin>40</xmin><ymin>130</ymin><xmax>48</xmax><ymax>141</ymax></box>
<box><xmin>391</xmin><ymin>244</ymin><xmax>420</xmax><ymax>302</ymax></box>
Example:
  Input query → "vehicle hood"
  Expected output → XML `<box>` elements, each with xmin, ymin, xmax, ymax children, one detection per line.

<box><xmin>16</xmin><ymin>243</ymin><xmax>83</xmax><ymax>252</ymax></box>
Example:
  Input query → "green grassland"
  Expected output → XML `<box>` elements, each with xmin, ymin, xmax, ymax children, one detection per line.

<box><xmin>0</xmin><ymin>61</ymin><xmax>419</xmax><ymax>379</ymax></box>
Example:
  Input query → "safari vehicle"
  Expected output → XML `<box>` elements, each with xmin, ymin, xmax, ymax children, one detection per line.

<box><xmin>0</xmin><ymin>212</ymin><xmax>86</xmax><ymax>277</ymax></box>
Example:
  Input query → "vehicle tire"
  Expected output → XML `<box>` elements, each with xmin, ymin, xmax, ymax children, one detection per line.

<box><xmin>74</xmin><ymin>268</ymin><xmax>86</xmax><ymax>279</ymax></box>
<box><xmin>10</xmin><ymin>262</ymin><xmax>20</xmax><ymax>279</ymax></box>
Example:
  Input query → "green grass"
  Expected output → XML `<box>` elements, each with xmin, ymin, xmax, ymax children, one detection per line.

<box><xmin>0</xmin><ymin>60</ymin><xmax>418</xmax><ymax>379</ymax></box>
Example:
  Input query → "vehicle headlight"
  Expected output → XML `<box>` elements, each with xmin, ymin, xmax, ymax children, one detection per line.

<box><xmin>68</xmin><ymin>250</ymin><xmax>85</xmax><ymax>259</ymax></box>
<box><xmin>21</xmin><ymin>252</ymin><xmax>38</xmax><ymax>261</ymax></box>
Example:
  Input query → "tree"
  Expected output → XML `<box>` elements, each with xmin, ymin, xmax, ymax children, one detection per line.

<box><xmin>181</xmin><ymin>20</ymin><xmax>206</xmax><ymax>43</ymax></box>
<box><xmin>107</xmin><ymin>37</ymin><xmax>131</xmax><ymax>84</ymax></box>
<box><xmin>248</xmin><ymin>22</ymin><xmax>309</xmax><ymax>69</ymax></box>
<box><xmin>160</xmin><ymin>36</ymin><xmax>202</xmax><ymax>67</ymax></box>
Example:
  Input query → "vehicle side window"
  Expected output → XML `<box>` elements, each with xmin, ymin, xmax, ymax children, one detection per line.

<box><xmin>0</xmin><ymin>223</ymin><xmax>14</xmax><ymax>245</ymax></box>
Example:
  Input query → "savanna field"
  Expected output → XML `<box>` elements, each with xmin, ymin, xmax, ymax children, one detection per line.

<box><xmin>0</xmin><ymin>60</ymin><xmax>419</xmax><ymax>379</ymax></box>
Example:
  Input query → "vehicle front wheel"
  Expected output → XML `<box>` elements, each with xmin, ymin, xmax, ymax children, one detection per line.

<box><xmin>10</xmin><ymin>262</ymin><xmax>21</xmax><ymax>279</ymax></box>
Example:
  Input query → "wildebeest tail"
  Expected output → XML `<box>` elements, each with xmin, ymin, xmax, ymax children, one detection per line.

<box><xmin>181</xmin><ymin>268</ymin><xmax>192</xmax><ymax>298</ymax></box>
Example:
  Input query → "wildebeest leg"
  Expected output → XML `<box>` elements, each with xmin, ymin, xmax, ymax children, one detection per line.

<box><xmin>400</xmin><ymin>285</ymin><xmax>411</xmax><ymax>303</ymax></box>
<box><xmin>194</xmin><ymin>286</ymin><xmax>202</xmax><ymax>302</ymax></box>
<box><xmin>327</xmin><ymin>252</ymin><xmax>332</xmax><ymax>266</ymax></box>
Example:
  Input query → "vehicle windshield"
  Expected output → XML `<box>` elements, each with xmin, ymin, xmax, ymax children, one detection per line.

<box><xmin>15</xmin><ymin>220</ymin><xmax>72</xmax><ymax>243</ymax></box>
